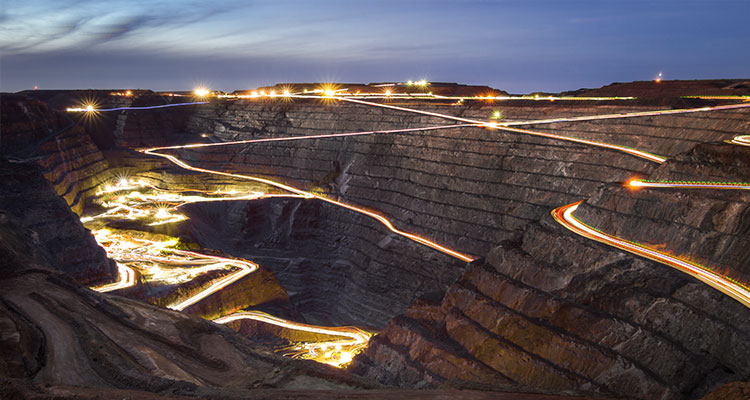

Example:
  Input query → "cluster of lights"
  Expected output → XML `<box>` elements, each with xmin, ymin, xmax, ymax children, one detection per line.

<box><xmin>85</xmin><ymin>178</ymin><xmax>264</xmax><ymax>309</ymax></box>
<box><xmin>406</xmin><ymin>80</ymin><xmax>428</xmax><ymax>86</ymax></box>
<box><xmin>110</xmin><ymin>90</ymin><xmax>133</xmax><ymax>97</ymax></box>
<box><xmin>85</xmin><ymin>175</ymin><xmax>374</xmax><ymax>366</ymax></box>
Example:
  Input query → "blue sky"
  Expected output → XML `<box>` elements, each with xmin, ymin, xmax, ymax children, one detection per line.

<box><xmin>1</xmin><ymin>0</ymin><xmax>748</xmax><ymax>93</ymax></box>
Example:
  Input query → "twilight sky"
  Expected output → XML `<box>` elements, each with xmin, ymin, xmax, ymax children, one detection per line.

<box><xmin>1</xmin><ymin>0</ymin><xmax>748</xmax><ymax>93</ymax></box>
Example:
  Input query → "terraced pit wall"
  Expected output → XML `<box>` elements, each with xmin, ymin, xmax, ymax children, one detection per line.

<box><xmin>182</xmin><ymin>99</ymin><xmax>750</xmax><ymax>399</ymax></box>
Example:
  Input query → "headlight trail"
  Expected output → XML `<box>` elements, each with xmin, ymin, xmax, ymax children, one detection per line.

<box><xmin>92</xmin><ymin>262</ymin><xmax>136</xmax><ymax>293</ymax></box>
<box><xmin>165</xmin><ymin>251</ymin><xmax>256</xmax><ymax>311</ymax></box>
<box><xmin>334</xmin><ymin>97</ymin><xmax>667</xmax><ymax>163</ymax></box>
<box><xmin>213</xmin><ymin>311</ymin><xmax>372</xmax><ymax>368</ymax></box>
<box><xmin>502</xmin><ymin>102</ymin><xmax>750</xmax><ymax>127</ymax></box>
<box><xmin>628</xmin><ymin>179</ymin><xmax>750</xmax><ymax>191</ymax></box>
<box><xmin>67</xmin><ymin>102</ymin><xmax>208</xmax><ymax>112</ymax></box>
<box><xmin>84</xmin><ymin>178</ymin><xmax>268</xmax><ymax>307</ymax></box>
<box><xmin>141</xmin><ymin>125</ymin><xmax>478</xmax><ymax>263</ymax></box>
<box><xmin>552</xmin><ymin>201</ymin><xmax>750</xmax><ymax>308</ymax></box>
<box><xmin>143</xmin><ymin>123</ymin><xmax>477</xmax><ymax>151</ymax></box>
<box><xmin>729</xmin><ymin>135</ymin><xmax>750</xmax><ymax>147</ymax></box>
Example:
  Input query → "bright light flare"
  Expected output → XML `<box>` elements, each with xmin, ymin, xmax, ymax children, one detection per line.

<box><xmin>194</xmin><ymin>88</ymin><xmax>210</xmax><ymax>97</ymax></box>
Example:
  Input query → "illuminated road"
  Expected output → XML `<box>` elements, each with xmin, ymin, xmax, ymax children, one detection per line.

<box><xmin>552</xmin><ymin>201</ymin><xmax>750</xmax><ymax>308</ymax></box>
<box><xmin>83</xmin><ymin>177</ymin><xmax>374</xmax><ymax>366</ymax></box>
<box><xmin>214</xmin><ymin>311</ymin><xmax>372</xmax><ymax>367</ymax></box>
<box><xmin>92</xmin><ymin>263</ymin><xmax>136</xmax><ymax>293</ymax></box>
<box><xmin>84</xmin><ymin>179</ymin><xmax>262</xmax><ymax>309</ymax></box>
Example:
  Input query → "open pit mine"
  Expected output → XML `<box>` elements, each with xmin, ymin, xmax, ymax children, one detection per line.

<box><xmin>1</xmin><ymin>80</ymin><xmax>750</xmax><ymax>400</ymax></box>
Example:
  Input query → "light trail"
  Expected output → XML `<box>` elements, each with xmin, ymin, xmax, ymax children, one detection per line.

<box><xmin>67</xmin><ymin>102</ymin><xmax>208</xmax><ymax>112</ymax></box>
<box><xmin>141</xmin><ymin>125</ymin><xmax>478</xmax><ymax>263</ymax></box>
<box><xmin>146</xmin><ymin>124</ymin><xmax>478</xmax><ymax>151</ymax></box>
<box><xmin>213</xmin><ymin>311</ymin><xmax>372</xmax><ymax>367</ymax></box>
<box><xmin>682</xmin><ymin>96</ymin><xmax>750</xmax><ymax>101</ymax></box>
<box><xmin>729</xmin><ymin>135</ymin><xmax>750</xmax><ymax>147</ymax></box>
<box><xmin>84</xmin><ymin>179</ymin><xmax>266</xmax><ymax>308</ymax></box>
<box><xmin>502</xmin><ymin>102</ymin><xmax>750</xmax><ymax>127</ymax></box>
<box><xmin>628</xmin><ymin>179</ymin><xmax>750</xmax><ymax>191</ymax></box>
<box><xmin>552</xmin><ymin>201</ymin><xmax>750</xmax><ymax>308</ymax></box>
<box><xmin>334</xmin><ymin>97</ymin><xmax>667</xmax><ymax>163</ymax></box>
<box><xmin>88</xmin><ymin>228</ymin><xmax>257</xmax><ymax>310</ymax></box>
<box><xmin>165</xmin><ymin>251</ymin><xmax>256</xmax><ymax>311</ymax></box>
<box><xmin>92</xmin><ymin>262</ymin><xmax>136</xmax><ymax>293</ymax></box>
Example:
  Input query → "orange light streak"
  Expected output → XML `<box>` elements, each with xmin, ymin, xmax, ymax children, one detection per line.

<box><xmin>627</xmin><ymin>179</ymin><xmax>750</xmax><ymax>191</ymax></box>
<box><xmin>334</xmin><ymin>97</ymin><xmax>667</xmax><ymax>163</ymax></box>
<box><xmin>552</xmin><ymin>202</ymin><xmax>750</xmax><ymax>308</ymax></box>
<box><xmin>729</xmin><ymin>135</ymin><xmax>750</xmax><ymax>147</ymax></box>
<box><xmin>503</xmin><ymin>102</ymin><xmax>750</xmax><ymax>127</ymax></box>
<box><xmin>92</xmin><ymin>262</ymin><xmax>136</xmax><ymax>293</ymax></box>
<box><xmin>213</xmin><ymin>311</ymin><xmax>372</xmax><ymax>367</ymax></box>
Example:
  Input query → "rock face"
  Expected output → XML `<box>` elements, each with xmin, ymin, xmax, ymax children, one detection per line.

<box><xmin>1</xmin><ymin>94</ymin><xmax>111</xmax><ymax>214</ymax></box>
<box><xmin>0</xmin><ymin>159</ymin><xmax>115</xmax><ymax>285</ymax></box>
<box><xmin>0</xmin><ymin>158</ymin><xmax>378</xmax><ymax>397</ymax></box>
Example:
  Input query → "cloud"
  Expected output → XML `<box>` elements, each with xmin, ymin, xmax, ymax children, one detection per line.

<box><xmin>0</xmin><ymin>0</ymin><xmax>251</xmax><ymax>55</ymax></box>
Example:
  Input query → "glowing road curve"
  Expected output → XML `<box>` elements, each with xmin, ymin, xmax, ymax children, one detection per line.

<box><xmin>214</xmin><ymin>311</ymin><xmax>372</xmax><ymax>367</ymax></box>
<box><xmin>552</xmin><ymin>201</ymin><xmax>750</xmax><ymax>308</ymax></box>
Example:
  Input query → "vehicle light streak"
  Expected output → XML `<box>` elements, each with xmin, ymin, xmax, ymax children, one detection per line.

<box><xmin>213</xmin><ymin>311</ymin><xmax>372</xmax><ymax>367</ymax></box>
<box><xmin>552</xmin><ymin>202</ymin><xmax>750</xmax><ymax>308</ymax></box>
<box><xmin>144</xmin><ymin>124</ymin><xmax>477</xmax><ymax>151</ymax></box>
<box><xmin>92</xmin><ymin>262</ymin><xmax>136</xmax><ymax>293</ymax></box>
<box><xmin>502</xmin><ymin>102</ymin><xmax>750</xmax><ymax>127</ymax></box>
<box><xmin>334</xmin><ymin>97</ymin><xmax>667</xmax><ymax>163</ymax></box>
<box><xmin>67</xmin><ymin>102</ymin><xmax>208</xmax><ymax>112</ymax></box>
<box><xmin>729</xmin><ymin>135</ymin><xmax>750</xmax><ymax>147</ymax></box>
<box><xmin>628</xmin><ymin>179</ymin><xmax>750</xmax><ymax>191</ymax></box>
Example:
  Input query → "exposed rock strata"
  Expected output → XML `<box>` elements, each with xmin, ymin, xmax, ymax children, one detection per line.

<box><xmin>4</xmin><ymin>89</ymin><xmax>750</xmax><ymax>399</ymax></box>
<box><xmin>0</xmin><ymin>159</ymin><xmax>115</xmax><ymax>285</ymax></box>
<box><xmin>354</xmin><ymin>217</ymin><xmax>750</xmax><ymax>399</ymax></box>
